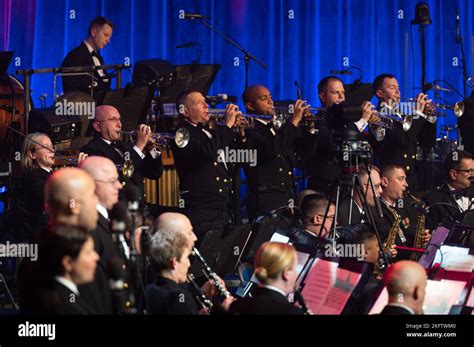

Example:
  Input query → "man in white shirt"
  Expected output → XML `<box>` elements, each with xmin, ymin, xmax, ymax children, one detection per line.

<box><xmin>61</xmin><ymin>16</ymin><xmax>114</xmax><ymax>103</ymax></box>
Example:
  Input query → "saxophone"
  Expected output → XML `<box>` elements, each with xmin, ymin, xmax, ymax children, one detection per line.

<box><xmin>375</xmin><ymin>199</ymin><xmax>402</xmax><ymax>278</ymax></box>
<box><xmin>407</xmin><ymin>192</ymin><xmax>427</xmax><ymax>261</ymax></box>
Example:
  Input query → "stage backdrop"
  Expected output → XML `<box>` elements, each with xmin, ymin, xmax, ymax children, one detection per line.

<box><xmin>1</xmin><ymin>0</ymin><xmax>473</xmax><ymax>139</ymax></box>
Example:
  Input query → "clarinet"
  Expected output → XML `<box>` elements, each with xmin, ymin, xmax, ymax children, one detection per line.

<box><xmin>191</xmin><ymin>248</ymin><xmax>232</xmax><ymax>299</ymax></box>
<box><xmin>187</xmin><ymin>273</ymin><xmax>213</xmax><ymax>313</ymax></box>
<box><xmin>294</xmin><ymin>290</ymin><xmax>313</xmax><ymax>315</ymax></box>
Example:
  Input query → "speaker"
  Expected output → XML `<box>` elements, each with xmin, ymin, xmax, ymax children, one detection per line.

<box><xmin>132</xmin><ymin>59</ymin><xmax>176</xmax><ymax>88</ymax></box>
<box><xmin>28</xmin><ymin>108</ymin><xmax>81</xmax><ymax>143</ymax></box>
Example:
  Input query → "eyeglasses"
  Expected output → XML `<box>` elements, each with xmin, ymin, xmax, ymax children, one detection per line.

<box><xmin>96</xmin><ymin>117</ymin><xmax>121</xmax><ymax>123</ymax></box>
<box><xmin>94</xmin><ymin>178</ymin><xmax>120</xmax><ymax>185</ymax></box>
<box><xmin>317</xmin><ymin>214</ymin><xmax>335</xmax><ymax>220</ymax></box>
<box><xmin>455</xmin><ymin>169</ymin><xmax>474</xmax><ymax>174</ymax></box>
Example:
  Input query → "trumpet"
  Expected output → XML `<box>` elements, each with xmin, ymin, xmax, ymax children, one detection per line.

<box><xmin>370</xmin><ymin>109</ymin><xmax>413</xmax><ymax>131</ymax></box>
<box><xmin>121</xmin><ymin>130</ymin><xmax>189</xmax><ymax>149</ymax></box>
<box><xmin>207</xmin><ymin>108</ymin><xmax>281</xmax><ymax>129</ymax></box>
<box><xmin>400</xmin><ymin>98</ymin><xmax>464</xmax><ymax>122</ymax></box>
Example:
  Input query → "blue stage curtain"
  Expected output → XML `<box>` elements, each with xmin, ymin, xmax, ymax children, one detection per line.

<box><xmin>1</xmin><ymin>0</ymin><xmax>473</xmax><ymax>137</ymax></box>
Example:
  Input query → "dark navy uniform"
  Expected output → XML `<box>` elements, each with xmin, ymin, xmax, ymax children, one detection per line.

<box><xmin>80</xmin><ymin>135</ymin><xmax>163</xmax><ymax>196</ymax></box>
<box><xmin>244</xmin><ymin>120</ymin><xmax>318</xmax><ymax>221</ymax></box>
<box><xmin>171</xmin><ymin>121</ymin><xmax>235</xmax><ymax>237</ymax></box>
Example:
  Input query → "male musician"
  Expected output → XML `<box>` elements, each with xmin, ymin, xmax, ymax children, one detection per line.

<box><xmin>337</xmin><ymin>164</ymin><xmax>383</xmax><ymax>226</ymax></box>
<box><xmin>242</xmin><ymin>84</ymin><xmax>318</xmax><ymax>221</ymax></box>
<box><xmin>171</xmin><ymin>90</ymin><xmax>242</xmax><ymax>239</ymax></box>
<box><xmin>61</xmin><ymin>16</ymin><xmax>114</xmax><ymax>103</ymax></box>
<box><xmin>380</xmin><ymin>260</ymin><xmax>427</xmax><ymax>315</ymax></box>
<box><xmin>80</xmin><ymin>105</ymin><xmax>163</xmax><ymax>197</ymax></box>
<box><xmin>423</xmin><ymin>150</ymin><xmax>474</xmax><ymax>229</ymax></box>
<box><xmin>78</xmin><ymin>156</ymin><xmax>126</xmax><ymax>314</ymax></box>
<box><xmin>372</xmin><ymin>73</ymin><xmax>431</xmax><ymax>190</ymax></box>
<box><xmin>288</xmin><ymin>194</ymin><xmax>335</xmax><ymax>255</ymax></box>
<box><xmin>378</xmin><ymin>163</ymin><xmax>430</xmax><ymax>260</ymax></box>
<box><xmin>305</xmin><ymin>76</ymin><xmax>384</xmax><ymax>194</ymax></box>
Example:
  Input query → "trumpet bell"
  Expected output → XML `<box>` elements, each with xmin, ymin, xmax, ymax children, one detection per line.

<box><xmin>122</xmin><ymin>159</ymin><xmax>135</xmax><ymax>178</ymax></box>
<box><xmin>175</xmin><ymin>128</ymin><xmax>190</xmax><ymax>148</ymax></box>
<box><xmin>402</xmin><ymin>115</ymin><xmax>413</xmax><ymax>131</ymax></box>
<box><xmin>453</xmin><ymin>101</ymin><xmax>464</xmax><ymax>118</ymax></box>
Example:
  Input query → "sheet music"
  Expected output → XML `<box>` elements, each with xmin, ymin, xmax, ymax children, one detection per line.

<box><xmin>433</xmin><ymin>245</ymin><xmax>474</xmax><ymax>272</ymax></box>
<box><xmin>269</xmin><ymin>232</ymin><xmax>290</xmax><ymax>244</ymax></box>
<box><xmin>369</xmin><ymin>279</ymin><xmax>466</xmax><ymax>315</ymax></box>
<box><xmin>423</xmin><ymin>279</ymin><xmax>466</xmax><ymax>314</ymax></box>
<box><xmin>301</xmin><ymin>258</ymin><xmax>361</xmax><ymax>315</ymax></box>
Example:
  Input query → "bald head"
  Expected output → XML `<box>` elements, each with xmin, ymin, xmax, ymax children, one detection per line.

<box><xmin>79</xmin><ymin>156</ymin><xmax>122</xmax><ymax>209</ymax></box>
<box><xmin>45</xmin><ymin>167</ymin><xmax>99</xmax><ymax>231</ymax></box>
<box><xmin>153</xmin><ymin>213</ymin><xmax>197</xmax><ymax>248</ymax></box>
<box><xmin>92</xmin><ymin>105</ymin><xmax>122</xmax><ymax>141</ymax></box>
<box><xmin>243</xmin><ymin>84</ymin><xmax>274</xmax><ymax>116</ymax></box>
<box><xmin>384</xmin><ymin>260</ymin><xmax>427</xmax><ymax>314</ymax></box>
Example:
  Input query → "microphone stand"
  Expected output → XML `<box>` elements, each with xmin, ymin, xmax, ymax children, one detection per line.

<box><xmin>193</xmin><ymin>17</ymin><xmax>268</xmax><ymax>89</ymax></box>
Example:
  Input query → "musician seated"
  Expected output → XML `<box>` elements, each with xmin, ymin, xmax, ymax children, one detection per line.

<box><xmin>61</xmin><ymin>16</ymin><xmax>114</xmax><ymax>103</ymax></box>
<box><xmin>423</xmin><ymin>150</ymin><xmax>474</xmax><ymax>229</ymax></box>
<box><xmin>305</xmin><ymin>76</ymin><xmax>384</xmax><ymax>195</ymax></box>
<box><xmin>337</xmin><ymin>223</ymin><xmax>382</xmax><ymax>314</ymax></box>
<box><xmin>229</xmin><ymin>242</ymin><xmax>304</xmax><ymax>315</ymax></box>
<box><xmin>13</xmin><ymin>133</ymin><xmax>88</xmax><ymax>242</ymax></box>
<box><xmin>380</xmin><ymin>260</ymin><xmax>427</xmax><ymax>315</ymax></box>
<box><xmin>19</xmin><ymin>224</ymin><xmax>99</xmax><ymax>314</ymax></box>
<box><xmin>241</xmin><ymin>84</ymin><xmax>317</xmax><ymax>221</ymax></box>
<box><xmin>288</xmin><ymin>194</ymin><xmax>334</xmax><ymax>255</ymax></box>
<box><xmin>78</xmin><ymin>156</ymin><xmax>126</xmax><ymax>314</ymax></box>
<box><xmin>337</xmin><ymin>164</ymin><xmax>383</xmax><ymax>226</ymax></box>
<box><xmin>146</xmin><ymin>212</ymin><xmax>233</xmax><ymax>314</ymax></box>
<box><xmin>378</xmin><ymin>163</ymin><xmax>430</xmax><ymax>260</ymax></box>
<box><xmin>80</xmin><ymin>105</ymin><xmax>163</xmax><ymax>197</ymax></box>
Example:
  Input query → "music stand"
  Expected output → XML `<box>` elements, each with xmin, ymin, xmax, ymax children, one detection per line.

<box><xmin>160</xmin><ymin>64</ymin><xmax>221</xmax><ymax>103</ymax></box>
<box><xmin>343</xmin><ymin>83</ymin><xmax>374</xmax><ymax>106</ymax></box>
<box><xmin>445</xmin><ymin>224</ymin><xmax>474</xmax><ymax>247</ymax></box>
<box><xmin>189</xmin><ymin>224</ymin><xmax>252</xmax><ymax>277</ymax></box>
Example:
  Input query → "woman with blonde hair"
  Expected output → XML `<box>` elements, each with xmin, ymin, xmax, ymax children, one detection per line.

<box><xmin>230</xmin><ymin>242</ymin><xmax>304</xmax><ymax>315</ymax></box>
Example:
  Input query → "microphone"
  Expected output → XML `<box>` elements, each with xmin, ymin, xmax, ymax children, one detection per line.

<box><xmin>206</xmin><ymin>94</ymin><xmax>238</xmax><ymax>103</ymax></box>
<box><xmin>124</xmin><ymin>183</ymin><xmax>141</xmax><ymax>213</ymax></box>
<box><xmin>110</xmin><ymin>201</ymin><xmax>131</xmax><ymax>260</ymax></box>
<box><xmin>183</xmin><ymin>13</ymin><xmax>209</xmax><ymax>19</ymax></box>
<box><xmin>176</xmin><ymin>42</ymin><xmax>197</xmax><ymax>49</ymax></box>
<box><xmin>329</xmin><ymin>69</ymin><xmax>353</xmax><ymax>75</ymax></box>
<box><xmin>456</xmin><ymin>9</ymin><xmax>461</xmax><ymax>44</ymax></box>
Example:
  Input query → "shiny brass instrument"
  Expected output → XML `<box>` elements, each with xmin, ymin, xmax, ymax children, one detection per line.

<box><xmin>401</xmin><ymin>98</ymin><xmax>465</xmax><ymax>123</ymax></box>
<box><xmin>407</xmin><ymin>192</ymin><xmax>427</xmax><ymax>261</ymax></box>
<box><xmin>375</xmin><ymin>200</ymin><xmax>402</xmax><ymax>278</ymax></box>
<box><xmin>207</xmin><ymin>108</ymin><xmax>277</xmax><ymax>129</ymax></box>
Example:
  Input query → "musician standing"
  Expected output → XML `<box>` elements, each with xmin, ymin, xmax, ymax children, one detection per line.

<box><xmin>61</xmin><ymin>16</ymin><xmax>114</xmax><ymax>103</ymax></box>
<box><xmin>305</xmin><ymin>76</ymin><xmax>384</xmax><ymax>195</ymax></box>
<box><xmin>423</xmin><ymin>150</ymin><xmax>474</xmax><ymax>229</ymax></box>
<box><xmin>242</xmin><ymin>84</ymin><xmax>317</xmax><ymax>221</ymax></box>
<box><xmin>171</xmin><ymin>90</ymin><xmax>242</xmax><ymax>239</ymax></box>
<box><xmin>80</xmin><ymin>105</ymin><xmax>163</xmax><ymax>197</ymax></box>
<box><xmin>372</xmin><ymin>73</ymin><xmax>430</xmax><ymax>190</ymax></box>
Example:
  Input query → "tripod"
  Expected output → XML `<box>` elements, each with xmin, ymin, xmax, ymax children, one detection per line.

<box><xmin>319</xmin><ymin>139</ymin><xmax>390</xmax><ymax>272</ymax></box>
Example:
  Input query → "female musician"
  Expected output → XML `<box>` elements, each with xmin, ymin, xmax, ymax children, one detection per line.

<box><xmin>230</xmin><ymin>242</ymin><xmax>304</xmax><ymax>315</ymax></box>
<box><xmin>19</xmin><ymin>224</ymin><xmax>99</xmax><ymax>314</ymax></box>
<box><xmin>17</xmin><ymin>133</ymin><xmax>86</xmax><ymax>241</ymax></box>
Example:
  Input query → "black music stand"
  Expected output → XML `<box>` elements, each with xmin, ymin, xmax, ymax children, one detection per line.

<box><xmin>343</xmin><ymin>82</ymin><xmax>374</xmax><ymax>106</ymax></box>
<box><xmin>189</xmin><ymin>224</ymin><xmax>252</xmax><ymax>278</ymax></box>
<box><xmin>159</xmin><ymin>64</ymin><xmax>221</xmax><ymax>103</ymax></box>
<box><xmin>445</xmin><ymin>224</ymin><xmax>474</xmax><ymax>247</ymax></box>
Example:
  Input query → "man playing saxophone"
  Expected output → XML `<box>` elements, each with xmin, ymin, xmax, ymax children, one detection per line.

<box><xmin>378</xmin><ymin>163</ymin><xmax>431</xmax><ymax>260</ymax></box>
